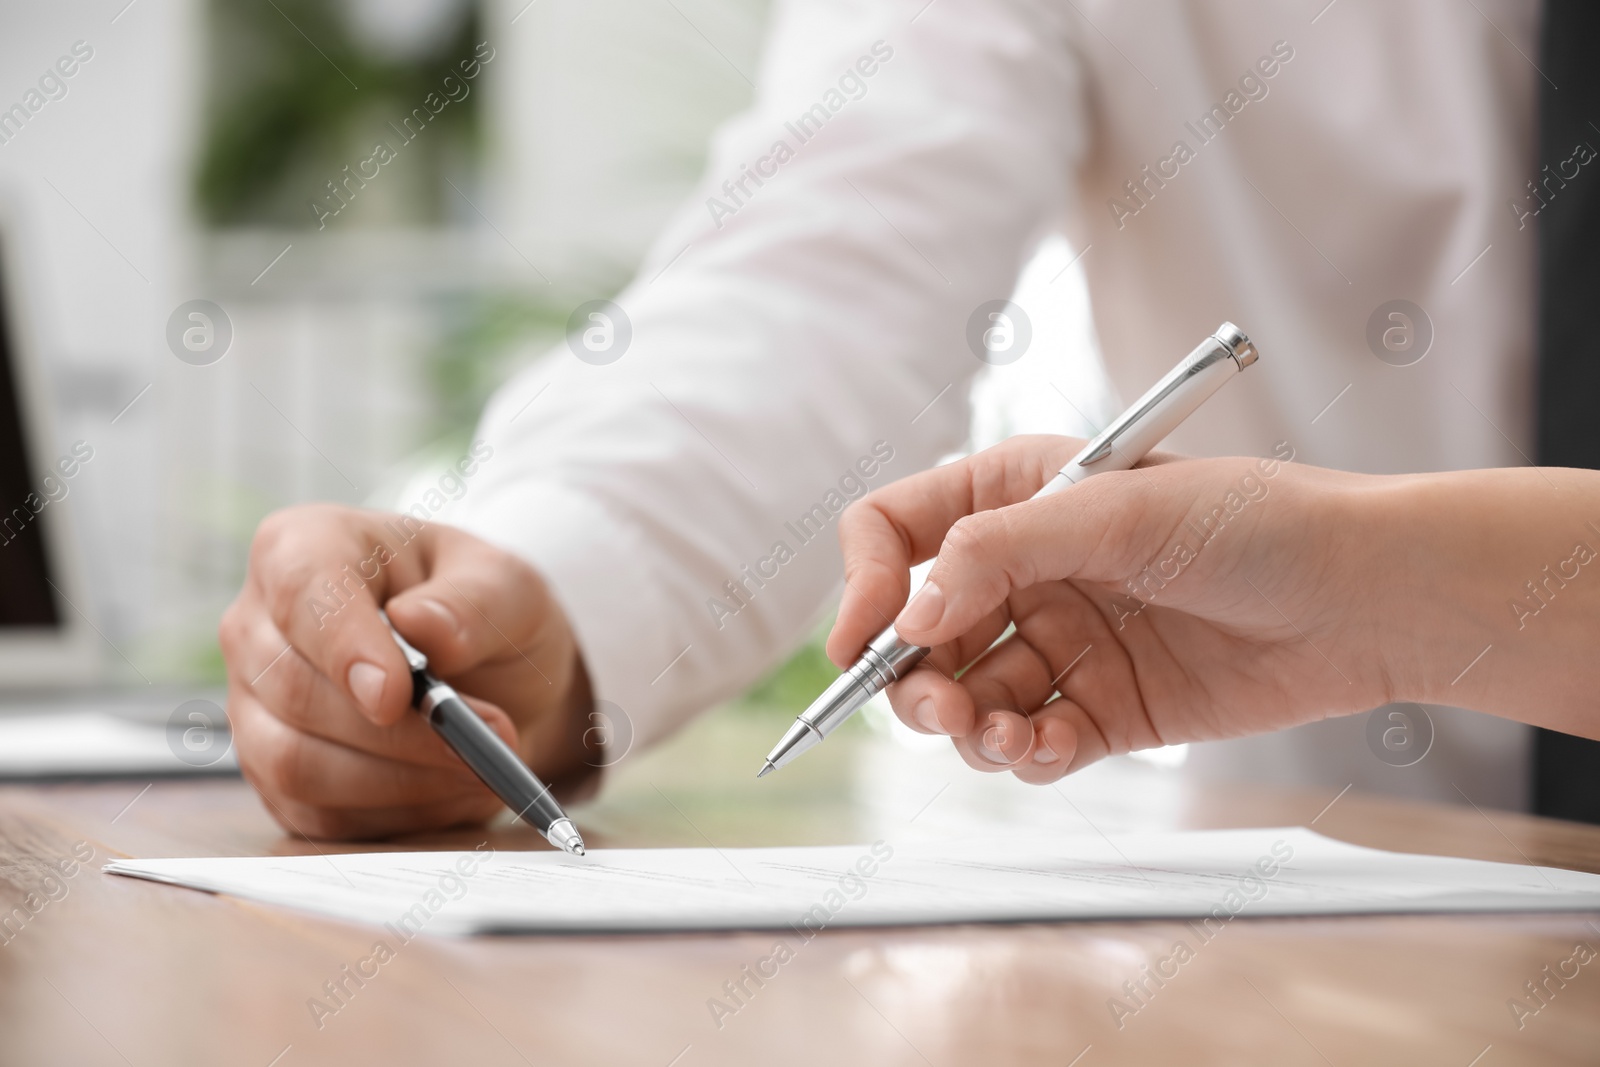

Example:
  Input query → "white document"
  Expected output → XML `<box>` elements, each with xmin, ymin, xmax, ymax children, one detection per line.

<box><xmin>103</xmin><ymin>828</ymin><xmax>1600</xmax><ymax>936</ymax></box>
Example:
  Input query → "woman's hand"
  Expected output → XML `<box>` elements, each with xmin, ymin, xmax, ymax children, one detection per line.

<box><xmin>828</xmin><ymin>435</ymin><xmax>1406</xmax><ymax>783</ymax></box>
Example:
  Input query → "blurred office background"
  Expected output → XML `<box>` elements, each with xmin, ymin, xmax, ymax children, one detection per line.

<box><xmin>2</xmin><ymin>0</ymin><xmax>1122</xmax><ymax>823</ymax></box>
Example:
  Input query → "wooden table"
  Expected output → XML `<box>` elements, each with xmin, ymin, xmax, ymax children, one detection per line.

<box><xmin>3</xmin><ymin>724</ymin><xmax>1599</xmax><ymax>1067</ymax></box>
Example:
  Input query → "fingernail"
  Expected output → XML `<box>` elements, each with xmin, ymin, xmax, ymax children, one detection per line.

<box><xmin>895</xmin><ymin>581</ymin><xmax>945</xmax><ymax>634</ymax></box>
<box><xmin>977</xmin><ymin>712</ymin><xmax>1014</xmax><ymax>765</ymax></box>
<box><xmin>416</xmin><ymin>597</ymin><xmax>461</xmax><ymax>637</ymax></box>
<box><xmin>914</xmin><ymin>696</ymin><xmax>944</xmax><ymax>734</ymax></box>
<box><xmin>1033</xmin><ymin>742</ymin><xmax>1059</xmax><ymax>765</ymax></box>
<box><xmin>347</xmin><ymin>661</ymin><xmax>387</xmax><ymax>717</ymax></box>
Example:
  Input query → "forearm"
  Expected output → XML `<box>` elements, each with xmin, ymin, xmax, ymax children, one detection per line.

<box><xmin>1366</xmin><ymin>467</ymin><xmax>1600</xmax><ymax>739</ymax></box>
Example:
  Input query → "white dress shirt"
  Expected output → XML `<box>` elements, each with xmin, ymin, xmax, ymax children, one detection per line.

<box><xmin>455</xmin><ymin>0</ymin><xmax>1541</xmax><ymax>810</ymax></box>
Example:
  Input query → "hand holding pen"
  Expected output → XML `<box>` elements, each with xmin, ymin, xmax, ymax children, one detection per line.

<box><xmin>763</xmin><ymin>324</ymin><xmax>1262</xmax><ymax>778</ymax></box>
<box><xmin>219</xmin><ymin>515</ymin><xmax>594</xmax><ymax>841</ymax></box>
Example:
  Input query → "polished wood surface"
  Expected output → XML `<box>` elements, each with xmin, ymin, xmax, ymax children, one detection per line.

<box><xmin>2</xmin><ymin>716</ymin><xmax>1599</xmax><ymax>1067</ymax></box>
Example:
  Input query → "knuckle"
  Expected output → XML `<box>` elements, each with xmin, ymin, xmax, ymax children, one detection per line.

<box><xmin>261</xmin><ymin>796</ymin><xmax>344</xmax><ymax>841</ymax></box>
<box><xmin>846</xmin><ymin>554</ymin><xmax>896</xmax><ymax>595</ymax></box>
<box><xmin>942</xmin><ymin>513</ymin><xmax>994</xmax><ymax>563</ymax></box>
<box><xmin>449</xmin><ymin>792</ymin><xmax>505</xmax><ymax>828</ymax></box>
<box><xmin>250</xmin><ymin>505</ymin><xmax>361</xmax><ymax>620</ymax></box>
<box><xmin>293</xmin><ymin>808</ymin><xmax>348</xmax><ymax>842</ymax></box>
<box><xmin>504</xmin><ymin>556</ymin><xmax>547</xmax><ymax>611</ymax></box>
<box><xmin>252</xmin><ymin>537</ymin><xmax>323</xmax><ymax>617</ymax></box>
<box><xmin>258</xmin><ymin>730</ymin><xmax>315</xmax><ymax>802</ymax></box>
<box><xmin>234</xmin><ymin>749</ymin><xmax>278</xmax><ymax>814</ymax></box>
<box><xmin>838</xmin><ymin>495</ymin><xmax>873</xmax><ymax>534</ymax></box>
<box><xmin>382</xmin><ymin>758</ymin><xmax>416</xmax><ymax>802</ymax></box>
<box><xmin>232</xmin><ymin>701</ymin><xmax>336</xmax><ymax>832</ymax></box>
<box><xmin>269</xmin><ymin>651</ymin><xmax>317</xmax><ymax>725</ymax></box>
<box><xmin>257</xmin><ymin>795</ymin><xmax>298</xmax><ymax>835</ymax></box>
<box><xmin>991</xmin><ymin>509</ymin><xmax>1040</xmax><ymax>587</ymax></box>
<box><xmin>838</xmin><ymin>493</ymin><xmax>893</xmax><ymax>554</ymax></box>
<box><xmin>251</xmin><ymin>505</ymin><xmax>315</xmax><ymax>565</ymax></box>
<box><xmin>217</xmin><ymin>599</ymin><xmax>246</xmax><ymax>655</ymax></box>
<box><xmin>264</xmin><ymin>564</ymin><xmax>321</xmax><ymax>632</ymax></box>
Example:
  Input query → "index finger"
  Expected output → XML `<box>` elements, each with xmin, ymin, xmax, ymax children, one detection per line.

<box><xmin>827</xmin><ymin>435</ymin><xmax>1083</xmax><ymax>666</ymax></box>
<box><xmin>251</xmin><ymin>505</ymin><xmax>429</xmax><ymax>727</ymax></box>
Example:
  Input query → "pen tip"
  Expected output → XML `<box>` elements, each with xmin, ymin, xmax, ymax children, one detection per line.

<box><xmin>547</xmin><ymin>818</ymin><xmax>586</xmax><ymax>856</ymax></box>
<box><xmin>757</xmin><ymin>761</ymin><xmax>774</xmax><ymax>779</ymax></box>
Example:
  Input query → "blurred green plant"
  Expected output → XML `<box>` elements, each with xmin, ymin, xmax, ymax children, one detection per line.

<box><xmin>195</xmin><ymin>0</ymin><xmax>485</xmax><ymax>226</ymax></box>
<box><xmin>737</xmin><ymin>624</ymin><xmax>841</xmax><ymax>717</ymax></box>
<box><xmin>426</xmin><ymin>292</ymin><xmax>574</xmax><ymax>443</ymax></box>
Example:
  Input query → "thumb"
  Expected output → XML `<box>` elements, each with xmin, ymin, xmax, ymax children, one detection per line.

<box><xmin>382</xmin><ymin>528</ymin><xmax>560</xmax><ymax>678</ymax></box>
<box><xmin>890</xmin><ymin>476</ymin><xmax>1150</xmax><ymax>648</ymax></box>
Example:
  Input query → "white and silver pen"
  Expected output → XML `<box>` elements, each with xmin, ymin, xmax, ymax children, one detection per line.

<box><xmin>758</xmin><ymin>321</ymin><xmax>1261</xmax><ymax>777</ymax></box>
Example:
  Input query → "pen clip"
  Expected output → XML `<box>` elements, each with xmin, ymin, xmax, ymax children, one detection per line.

<box><xmin>379</xmin><ymin>610</ymin><xmax>429</xmax><ymax>674</ymax></box>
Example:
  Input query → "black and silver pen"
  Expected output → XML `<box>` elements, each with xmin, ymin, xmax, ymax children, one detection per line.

<box><xmin>759</xmin><ymin>322</ymin><xmax>1261</xmax><ymax>777</ymax></box>
<box><xmin>382</xmin><ymin>612</ymin><xmax>585</xmax><ymax>855</ymax></box>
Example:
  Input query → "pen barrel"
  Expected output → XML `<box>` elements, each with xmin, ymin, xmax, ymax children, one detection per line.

<box><xmin>1041</xmin><ymin>323</ymin><xmax>1255</xmax><ymax>496</ymax></box>
<box><xmin>846</xmin><ymin>627</ymin><xmax>930</xmax><ymax>710</ymax></box>
<box><xmin>420</xmin><ymin>684</ymin><xmax>565</xmax><ymax>831</ymax></box>
<box><xmin>800</xmin><ymin>627</ymin><xmax>929</xmax><ymax>736</ymax></box>
<box><xmin>860</xmin><ymin>626</ymin><xmax>929</xmax><ymax>686</ymax></box>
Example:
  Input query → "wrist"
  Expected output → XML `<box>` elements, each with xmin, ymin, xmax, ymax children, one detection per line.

<box><xmin>1362</xmin><ymin>469</ymin><xmax>1562</xmax><ymax>712</ymax></box>
<box><xmin>1326</xmin><ymin>471</ymin><xmax>1447</xmax><ymax>709</ymax></box>
<box><xmin>544</xmin><ymin>648</ymin><xmax>606</xmax><ymax>801</ymax></box>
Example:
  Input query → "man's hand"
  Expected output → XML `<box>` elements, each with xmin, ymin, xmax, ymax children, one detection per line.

<box><xmin>828</xmin><ymin>436</ymin><xmax>1400</xmax><ymax>784</ymax></box>
<box><xmin>219</xmin><ymin>505</ymin><xmax>592</xmax><ymax>840</ymax></box>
